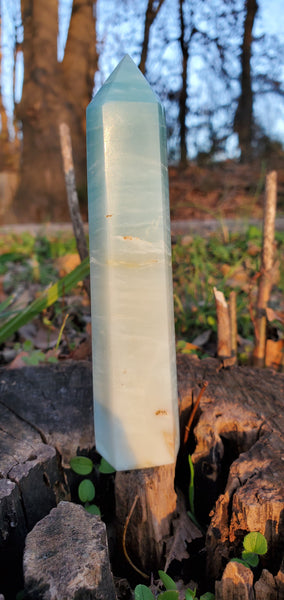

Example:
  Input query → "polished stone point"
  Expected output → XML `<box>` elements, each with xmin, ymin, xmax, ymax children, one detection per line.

<box><xmin>86</xmin><ymin>55</ymin><xmax>179</xmax><ymax>471</ymax></box>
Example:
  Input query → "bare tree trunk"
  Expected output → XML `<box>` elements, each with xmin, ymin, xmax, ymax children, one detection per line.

<box><xmin>0</xmin><ymin>6</ymin><xmax>12</xmax><ymax>168</ymax></box>
<box><xmin>62</xmin><ymin>0</ymin><xmax>97</xmax><ymax>196</ymax></box>
<box><xmin>178</xmin><ymin>0</ymin><xmax>189</xmax><ymax>167</ymax></box>
<box><xmin>14</xmin><ymin>0</ymin><xmax>66</xmax><ymax>221</ymax></box>
<box><xmin>138</xmin><ymin>0</ymin><xmax>165</xmax><ymax>75</ymax></box>
<box><xmin>14</xmin><ymin>0</ymin><xmax>97</xmax><ymax>222</ymax></box>
<box><xmin>234</xmin><ymin>0</ymin><xmax>258</xmax><ymax>162</ymax></box>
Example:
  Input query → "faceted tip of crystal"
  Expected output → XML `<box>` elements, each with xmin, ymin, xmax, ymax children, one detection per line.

<box><xmin>88</xmin><ymin>54</ymin><xmax>159</xmax><ymax>107</ymax></box>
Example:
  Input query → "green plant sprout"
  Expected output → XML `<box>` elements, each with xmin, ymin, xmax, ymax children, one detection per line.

<box><xmin>230</xmin><ymin>531</ymin><xmax>267</xmax><ymax>569</ymax></box>
<box><xmin>69</xmin><ymin>454</ymin><xmax>115</xmax><ymax>515</ymax></box>
<box><xmin>187</xmin><ymin>455</ymin><xmax>205</xmax><ymax>534</ymax></box>
<box><xmin>134</xmin><ymin>570</ymin><xmax>214</xmax><ymax>600</ymax></box>
<box><xmin>10</xmin><ymin>340</ymin><xmax>57</xmax><ymax>366</ymax></box>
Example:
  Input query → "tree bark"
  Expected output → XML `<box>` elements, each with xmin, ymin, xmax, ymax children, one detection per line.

<box><xmin>0</xmin><ymin>5</ymin><xmax>18</xmax><ymax>172</ymax></box>
<box><xmin>14</xmin><ymin>0</ymin><xmax>97</xmax><ymax>222</ymax></box>
<box><xmin>177</xmin><ymin>355</ymin><xmax>284</xmax><ymax>586</ymax></box>
<box><xmin>234</xmin><ymin>0</ymin><xmax>258</xmax><ymax>162</ymax></box>
<box><xmin>115</xmin><ymin>464</ymin><xmax>177</xmax><ymax>575</ymax></box>
<box><xmin>61</xmin><ymin>0</ymin><xmax>97</xmax><ymax>196</ymax></box>
<box><xmin>215</xmin><ymin>561</ymin><xmax>254</xmax><ymax>600</ymax></box>
<box><xmin>14</xmin><ymin>0</ymin><xmax>66</xmax><ymax>221</ymax></box>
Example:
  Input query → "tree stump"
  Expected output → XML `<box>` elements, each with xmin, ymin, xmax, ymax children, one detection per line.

<box><xmin>115</xmin><ymin>464</ymin><xmax>177</xmax><ymax>575</ymax></box>
<box><xmin>24</xmin><ymin>502</ymin><xmax>116</xmax><ymax>600</ymax></box>
<box><xmin>0</xmin><ymin>361</ymin><xmax>94</xmax><ymax>466</ymax></box>
<box><xmin>0</xmin><ymin>358</ymin><xmax>283</xmax><ymax>596</ymax></box>
<box><xmin>177</xmin><ymin>355</ymin><xmax>284</xmax><ymax>592</ymax></box>
<box><xmin>0</xmin><ymin>361</ymin><xmax>93</xmax><ymax>599</ymax></box>
<box><xmin>215</xmin><ymin>560</ymin><xmax>254</xmax><ymax>600</ymax></box>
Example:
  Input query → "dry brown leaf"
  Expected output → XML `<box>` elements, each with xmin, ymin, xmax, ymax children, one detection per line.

<box><xmin>247</xmin><ymin>242</ymin><xmax>261</xmax><ymax>256</ymax></box>
<box><xmin>221</xmin><ymin>264</ymin><xmax>250</xmax><ymax>291</ymax></box>
<box><xmin>164</xmin><ymin>493</ymin><xmax>203</xmax><ymax>572</ymax></box>
<box><xmin>183</xmin><ymin>342</ymin><xmax>200</xmax><ymax>352</ymax></box>
<box><xmin>8</xmin><ymin>351</ymin><xmax>30</xmax><ymax>369</ymax></box>
<box><xmin>69</xmin><ymin>336</ymin><xmax>92</xmax><ymax>360</ymax></box>
<box><xmin>19</xmin><ymin>321</ymin><xmax>58</xmax><ymax>349</ymax></box>
<box><xmin>266</xmin><ymin>307</ymin><xmax>284</xmax><ymax>325</ymax></box>
<box><xmin>55</xmin><ymin>253</ymin><xmax>81</xmax><ymax>277</ymax></box>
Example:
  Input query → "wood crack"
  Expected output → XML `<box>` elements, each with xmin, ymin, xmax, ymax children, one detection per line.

<box><xmin>0</xmin><ymin>396</ymin><xmax>48</xmax><ymax>445</ymax></box>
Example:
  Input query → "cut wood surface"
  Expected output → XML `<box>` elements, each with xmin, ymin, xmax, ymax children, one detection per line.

<box><xmin>0</xmin><ymin>358</ymin><xmax>283</xmax><ymax>596</ymax></box>
<box><xmin>0</xmin><ymin>361</ymin><xmax>94</xmax><ymax>467</ymax></box>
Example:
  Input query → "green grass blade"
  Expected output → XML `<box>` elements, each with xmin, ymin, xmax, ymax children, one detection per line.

<box><xmin>188</xmin><ymin>454</ymin><xmax>195</xmax><ymax>516</ymax></box>
<box><xmin>0</xmin><ymin>294</ymin><xmax>16</xmax><ymax>318</ymax></box>
<box><xmin>0</xmin><ymin>257</ymin><xmax>89</xmax><ymax>345</ymax></box>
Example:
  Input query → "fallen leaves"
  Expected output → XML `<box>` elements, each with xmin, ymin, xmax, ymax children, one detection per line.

<box><xmin>164</xmin><ymin>493</ymin><xmax>203</xmax><ymax>573</ymax></box>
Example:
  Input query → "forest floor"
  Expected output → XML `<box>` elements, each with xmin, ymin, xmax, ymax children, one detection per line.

<box><xmin>2</xmin><ymin>157</ymin><xmax>284</xmax><ymax>229</ymax></box>
<box><xmin>0</xmin><ymin>157</ymin><xmax>283</xmax><ymax>370</ymax></box>
<box><xmin>168</xmin><ymin>158</ymin><xmax>284</xmax><ymax>222</ymax></box>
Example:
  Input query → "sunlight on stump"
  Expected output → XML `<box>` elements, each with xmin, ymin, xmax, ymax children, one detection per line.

<box><xmin>86</xmin><ymin>55</ymin><xmax>179</xmax><ymax>572</ymax></box>
<box><xmin>253</xmin><ymin>171</ymin><xmax>277</xmax><ymax>367</ymax></box>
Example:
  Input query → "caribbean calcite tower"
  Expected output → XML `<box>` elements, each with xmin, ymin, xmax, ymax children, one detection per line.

<box><xmin>86</xmin><ymin>55</ymin><xmax>179</xmax><ymax>471</ymax></box>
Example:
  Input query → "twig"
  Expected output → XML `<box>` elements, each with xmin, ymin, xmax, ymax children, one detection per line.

<box><xmin>253</xmin><ymin>171</ymin><xmax>277</xmax><ymax>366</ymax></box>
<box><xmin>229</xmin><ymin>290</ymin><xmax>237</xmax><ymax>364</ymax></box>
<box><xmin>55</xmin><ymin>312</ymin><xmax>69</xmax><ymax>350</ymax></box>
<box><xmin>184</xmin><ymin>381</ymin><xmax>208</xmax><ymax>444</ymax></box>
<box><xmin>214</xmin><ymin>287</ymin><xmax>231</xmax><ymax>359</ymax></box>
<box><xmin>59</xmin><ymin>122</ymin><xmax>90</xmax><ymax>298</ymax></box>
<box><xmin>122</xmin><ymin>494</ymin><xmax>149</xmax><ymax>580</ymax></box>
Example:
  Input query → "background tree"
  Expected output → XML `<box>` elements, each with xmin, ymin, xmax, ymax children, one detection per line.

<box><xmin>234</xmin><ymin>0</ymin><xmax>258</xmax><ymax>161</ymax></box>
<box><xmin>0</xmin><ymin>5</ymin><xmax>9</xmax><ymax>167</ymax></box>
<box><xmin>14</xmin><ymin>0</ymin><xmax>97</xmax><ymax>222</ymax></box>
<box><xmin>178</xmin><ymin>0</ymin><xmax>190</xmax><ymax>166</ymax></box>
<box><xmin>138</xmin><ymin>0</ymin><xmax>165</xmax><ymax>75</ymax></box>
